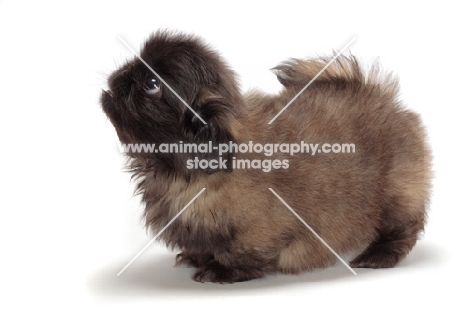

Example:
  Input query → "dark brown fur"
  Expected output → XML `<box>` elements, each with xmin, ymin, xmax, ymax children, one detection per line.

<box><xmin>101</xmin><ymin>30</ymin><xmax>432</xmax><ymax>283</ymax></box>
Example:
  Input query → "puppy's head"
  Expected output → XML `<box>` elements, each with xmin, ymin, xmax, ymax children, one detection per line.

<box><xmin>101</xmin><ymin>31</ymin><xmax>244</xmax><ymax>174</ymax></box>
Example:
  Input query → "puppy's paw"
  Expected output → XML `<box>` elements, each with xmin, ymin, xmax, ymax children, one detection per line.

<box><xmin>193</xmin><ymin>260</ymin><xmax>263</xmax><ymax>283</ymax></box>
<box><xmin>350</xmin><ymin>242</ymin><xmax>407</xmax><ymax>269</ymax></box>
<box><xmin>175</xmin><ymin>252</ymin><xmax>213</xmax><ymax>268</ymax></box>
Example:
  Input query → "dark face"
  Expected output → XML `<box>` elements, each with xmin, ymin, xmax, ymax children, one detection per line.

<box><xmin>100</xmin><ymin>59</ymin><xmax>181</xmax><ymax>145</ymax></box>
<box><xmin>101</xmin><ymin>31</ymin><xmax>244</xmax><ymax>173</ymax></box>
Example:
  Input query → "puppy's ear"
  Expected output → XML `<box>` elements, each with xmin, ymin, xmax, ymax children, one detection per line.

<box><xmin>183</xmin><ymin>95</ymin><xmax>235</xmax><ymax>174</ymax></box>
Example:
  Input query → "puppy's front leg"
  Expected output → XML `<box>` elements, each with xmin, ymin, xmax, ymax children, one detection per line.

<box><xmin>176</xmin><ymin>251</ymin><xmax>214</xmax><ymax>268</ymax></box>
<box><xmin>193</xmin><ymin>260</ymin><xmax>263</xmax><ymax>283</ymax></box>
<box><xmin>193</xmin><ymin>247</ymin><xmax>277</xmax><ymax>283</ymax></box>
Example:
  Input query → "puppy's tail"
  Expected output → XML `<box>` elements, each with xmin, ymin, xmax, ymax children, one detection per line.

<box><xmin>272</xmin><ymin>54</ymin><xmax>399</xmax><ymax>97</ymax></box>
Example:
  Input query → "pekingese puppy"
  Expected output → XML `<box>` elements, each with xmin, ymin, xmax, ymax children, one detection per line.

<box><xmin>100</xmin><ymin>30</ymin><xmax>432</xmax><ymax>283</ymax></box>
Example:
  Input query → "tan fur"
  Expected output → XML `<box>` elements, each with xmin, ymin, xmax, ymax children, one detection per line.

<box><xmin>142</xmin><ymin>55</ymin><xmax>431</xmax><ymax>273</ymax></box>
<box><xmin>102</xmin><ymin>32</ymin><xmax>432</xmax><ymax>282</ymax></box>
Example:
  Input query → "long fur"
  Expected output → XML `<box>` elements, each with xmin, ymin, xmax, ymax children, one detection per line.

<box><xmin>101</xmin><ymin>30</ymin><xmax>432</xmax><ymax>283</ymax></box>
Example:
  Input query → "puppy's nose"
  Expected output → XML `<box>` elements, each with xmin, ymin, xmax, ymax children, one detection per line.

<box><xmin>102</xmin><ymin>89</ymin><xmax>112</xmax><ymax>97</ymax></box>
<box><xmin>102</xmin><ymin>81</ymin><xmax>111</xmax><ymax>93</ymax></box>
<box><xmin>100</xmin><ymin>90</ymin><xmax>115</xmax><ymax>110</ymax></box>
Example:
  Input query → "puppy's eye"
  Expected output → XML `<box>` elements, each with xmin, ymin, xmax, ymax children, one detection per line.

<box><xmin>144</xmin><ymin>76</ymin><xmax>160</xmax><ymax>95</ymax></box>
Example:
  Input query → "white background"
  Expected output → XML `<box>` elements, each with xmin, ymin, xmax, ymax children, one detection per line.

<box><xmin>1</xmin><ymin>0</ymin><xmax>466</xmax><ymax>309</ymax></box>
